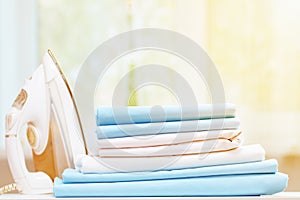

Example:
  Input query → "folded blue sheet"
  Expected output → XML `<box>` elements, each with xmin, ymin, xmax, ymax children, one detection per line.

<box><xmin>97</xmin><ymin>118</ymin><xmax>240</xmax><ymax>139</ymax></box>
<box><xmin>97</xmin><ymin>104</ymin><xmax>235</xmax><ymax>126</ymax></box>
<box><xmin>54</xmin><ymin>172</ymin><xmax>288</xmax><ymax>197</ymax></box>
<box><xmin>63</xmin><ymin>159</ymin><xmax>277</xmax><ymax>183</ymax></box>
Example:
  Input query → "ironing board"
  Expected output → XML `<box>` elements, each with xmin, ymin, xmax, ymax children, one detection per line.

<box><xmin>1</xmin><ymin>193</ymin><xmax>300</xmax><ymax>200</ymax></box>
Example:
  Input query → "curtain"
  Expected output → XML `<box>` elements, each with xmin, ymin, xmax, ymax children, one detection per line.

<box><xmin>0</xmin><ymin>0</ymin><xmax>38</xmax><ymax>186</ymax></box>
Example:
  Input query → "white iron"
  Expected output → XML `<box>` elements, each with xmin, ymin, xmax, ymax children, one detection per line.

<box><xmin>5</xmin><ymin>50</ymin><xmax>87</xmax><ymax>194</ymax></box>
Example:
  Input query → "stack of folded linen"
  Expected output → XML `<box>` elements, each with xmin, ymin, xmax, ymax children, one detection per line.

<box><xmin>96</xmin><ymin>104</ymin><xmax>241</xmax><ymax>158</ymax></box>
<box><xmin>54</xmin><ymin>104</ymin><xmax>288</xmax><ymax>197</ymax></box>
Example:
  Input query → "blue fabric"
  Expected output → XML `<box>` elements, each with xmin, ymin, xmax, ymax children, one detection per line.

<box><xmin>97</xmin><ymin>118</ymin><xmax>240</xmax><ymax>139</ymax></box>
<box><xmin>62</xmin><ymin>159</ymin><xmax>277</xmax><ymax>183</ymax></box>
<box><xmin>97</xmin><ymin>104</ymin><xmax>235</xmax><ymax>126</ymax></box>
<box><xmin>54</xmin><ymin>172</ymin><xmax>288</xmax><ymax>197</ymax></box>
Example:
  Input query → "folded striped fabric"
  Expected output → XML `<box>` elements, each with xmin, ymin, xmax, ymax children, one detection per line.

<box><xmin>98</xmin><ymin>129</ymin><xmax>241</xmax><ymax>149</ymax></box>
<box><xmin>54</xmin><ymin>173</ymin><xmax>288</xmax><ymax>197</ymax></box>
<box><xmin>97</xmin><ymin>104</ymin><xmax>236</xmax><ymax>126</ymax></box>
<box><xmin>63</xmin><ymin>159</ymin><xmax>277</xmax><ymax>183</ymax></box>
<box><xmin>97</xmin><ymin>118</ymin><xmax>240</xmax><ymax>139</ymax></box>
<box><xmin>98</xmin><ymin>133</ymin><xmax>243</xmax><ymax>157</ymax></box>
<box><xmin>76</xmin><ymin>144</ymin><xmax>265</xmax><ymax>173</ymax></box>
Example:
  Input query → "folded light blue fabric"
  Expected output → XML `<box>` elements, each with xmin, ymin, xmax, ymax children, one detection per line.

<box><xmin>97</xmin><ymin>118</ymin><xmax>240</xmax><ymax>139</ymax></box>
<box><xmin>63</xmin><ymin>159</ymin><xmax>277</xmax><ymax>183</ymax></box>
<box><xmin>97</xmin><ymin>104</ymin><xmax>235</xmax><ymax>126</ymax></box>
<box><xmin>54</xmin><ymin>172</ymin><xmax>288</xmax><ymax>197</ymax></box>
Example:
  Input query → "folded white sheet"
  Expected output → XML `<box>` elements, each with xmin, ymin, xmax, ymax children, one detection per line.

<box><xmin>77</xmin><ymin>144</ymin><xmax>265</xmax><ymax>173</ymax></box>
<box><xmin>98</xmin><ymin>130</ymin><xmax>242</xmax><ymax>149</ymax></box>
<box><xmin>98</xmin><ymin>134</ymin><xmax>243</xmax><ymax>157</ymax></box>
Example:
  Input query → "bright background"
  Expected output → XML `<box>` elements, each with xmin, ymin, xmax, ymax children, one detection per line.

<box><xmin>1</xmin><ymin>0</ymin><xmax>300</xmax><ymax>191</ymax></box>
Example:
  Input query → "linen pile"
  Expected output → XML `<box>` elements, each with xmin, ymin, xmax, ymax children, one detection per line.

<box><xmin>54</xmin><ymin>104</ymin><xmax>288</xmax><ymax>197</ymax></box>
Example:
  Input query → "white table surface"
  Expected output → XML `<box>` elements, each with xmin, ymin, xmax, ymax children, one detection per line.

<box><xmin>1</xmin><ymin>192</ymin><xmax>300</xmax><ymax>200</ymax></box>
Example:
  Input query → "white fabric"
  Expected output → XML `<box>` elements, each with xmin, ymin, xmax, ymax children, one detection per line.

<box><xmin>76</xmin><ymin>144</ymin><xmax>265</xmax><ymax>173</ymax></box>
<box><xmin>98</xmin><ymin>134</ymin><xmax>243</xmax><ymax>157</ymax></box>
<box><xmin>98</xmin><ymin>130</ymin><xmax>241</xmax><ymax>149</ymax></box>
